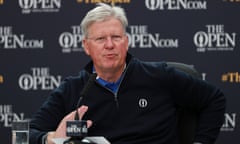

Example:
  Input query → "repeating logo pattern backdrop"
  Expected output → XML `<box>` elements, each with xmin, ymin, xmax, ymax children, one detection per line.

<box><xmin>1</xmin><ymin>0</ymin><xmax>239</xmax><ymax>143</ymax></box>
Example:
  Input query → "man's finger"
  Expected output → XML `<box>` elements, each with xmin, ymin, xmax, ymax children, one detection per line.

<box><xmin>77</xmin><ymin>105</ymin><xmax>88</xmax><ymax>120</ymax></box>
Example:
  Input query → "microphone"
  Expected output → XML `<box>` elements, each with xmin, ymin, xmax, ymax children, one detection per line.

<box><xmin>64</xmin><ymin>73</ymin><xmax>97</xmax><ymax>144</ymax></box>
<box><xmin>75</xmin><ymin>73</ymin><xmax>97</xmax><ymax>120</ymax></box>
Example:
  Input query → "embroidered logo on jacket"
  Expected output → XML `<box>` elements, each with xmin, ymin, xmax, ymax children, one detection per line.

<box><xmin>139</xmin><ymin>98</ymin><xmax>148</xmax><ymax>108</ymax></box>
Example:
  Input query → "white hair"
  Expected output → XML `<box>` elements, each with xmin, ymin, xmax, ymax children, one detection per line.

<box><xmin>80</xmin><ymin>3</ymin><xmax>128</xmax><ymax>38</ymax></box>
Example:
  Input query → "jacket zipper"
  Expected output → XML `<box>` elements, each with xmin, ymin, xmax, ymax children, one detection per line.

<box><xmin>113</xmin><ymin>64</ymin><xmax>128</xmax><ymax>108</ymax></box>
<box><xmin>114</xmin><ymin>93</ymin><xmax>119</xmax><ymax>108</ymax></box>
<box><xmin>95</xmin><ymin>64</ymin><xmax>128</xmax><ymax>108</ymax></box>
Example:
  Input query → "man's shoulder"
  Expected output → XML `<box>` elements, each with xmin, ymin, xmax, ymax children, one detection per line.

<box><xmin>61</xmin><ymin>71</ymin><xmax>88</xmax><ymax>86</ymax></box>
<box><xmin>133</xmin><ymin>58</ymin><xmax>168</xmax><ymax>70</ymax></box>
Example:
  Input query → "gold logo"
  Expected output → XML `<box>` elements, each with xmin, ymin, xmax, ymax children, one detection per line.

<box><xmin>0</xmin><ymin>75</ymin><xmax>3</xmax><ymax>83</ymax></box>
<box><xmin>223</xmin><ymin>0</ymin><xmax>240</xmax><ymax>2</ymax></box>
<box><xmin>222</xmin><ymin>72</ymin><xmax>240</xmax><ymax>83</ymax></box>
<box><xmin>0</xmin><ymin>0</ymin><xmax>4</xmax><ymax>5</ymax></box>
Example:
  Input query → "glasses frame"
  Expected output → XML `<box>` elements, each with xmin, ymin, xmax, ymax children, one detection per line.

<box><xmin>86</xmin><ymin>34</ymin><xmax>126</xmax><ymax>44</ymax></box>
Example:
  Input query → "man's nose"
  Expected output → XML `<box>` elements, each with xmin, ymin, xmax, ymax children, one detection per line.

<box><xmin>104</xmin><ymin>37</ymin><xmax>114</xmax><ymax>48</ymax></box>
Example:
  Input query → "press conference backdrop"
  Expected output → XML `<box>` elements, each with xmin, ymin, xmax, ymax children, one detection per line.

<box><xmin>0</xmin><ymin>0</ymin><xmax>239</xmax><ymax>144</ymax></box>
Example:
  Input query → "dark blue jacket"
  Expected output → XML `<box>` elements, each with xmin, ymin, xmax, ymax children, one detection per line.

<box><xmin>30</xmin><ymin>53</ymin><xmax>226</xmax><ymax>144</ymax></box>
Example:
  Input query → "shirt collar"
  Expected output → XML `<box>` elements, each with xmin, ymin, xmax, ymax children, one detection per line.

<box><xmin>92</xmin><ymin>64</ymin><xmax>126</xmax><ymax>93</ymax></box>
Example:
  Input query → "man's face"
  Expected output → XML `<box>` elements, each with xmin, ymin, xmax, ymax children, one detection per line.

<box><xmin>83</xmin><ymin>18</ymin><xmax>129</xmax><ymax>73</ymax></box>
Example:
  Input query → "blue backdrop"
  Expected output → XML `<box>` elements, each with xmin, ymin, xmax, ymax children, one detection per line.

<box><xmin>0</xmin><ymin>0</ymin><xmax>239</xmax><ymax>144</ymax></box>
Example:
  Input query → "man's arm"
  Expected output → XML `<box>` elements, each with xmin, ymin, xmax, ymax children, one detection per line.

<box><xmin>30</xmin><ymin>106</ymin><xmax>92</xmax><ymax>144</ymax></box>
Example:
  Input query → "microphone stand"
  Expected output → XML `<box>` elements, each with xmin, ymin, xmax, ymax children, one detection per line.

<box><xmin>64</xmin><ymin>74</ymin><xmax>97</xmax><ymax>144</ymax></box>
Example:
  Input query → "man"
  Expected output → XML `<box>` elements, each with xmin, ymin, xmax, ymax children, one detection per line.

<box><xmin>30</xmin><ymin>3</ymin><xmax>226</xmax><ymax>144</ymax></box>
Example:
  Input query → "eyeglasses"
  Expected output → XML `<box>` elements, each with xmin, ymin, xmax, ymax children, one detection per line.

<box><xmin>87</xmin><ymin>34</ymin><xmax>125</xmax><ymax>44</ymax></box>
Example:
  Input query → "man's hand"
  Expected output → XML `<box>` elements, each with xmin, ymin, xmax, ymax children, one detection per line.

<box><xmin>46</xmin><ymin>105</ymin><xmax>93</xmax><ymax>144</ymax></box>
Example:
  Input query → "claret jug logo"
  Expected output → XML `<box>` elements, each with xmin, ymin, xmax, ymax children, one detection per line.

<box><xmin>145</xmin><ymin>0</ymin><xmax>207</xmax><ymax>10</ymax></box>
<box><xmin>59</xmin><ymin>25</ymin><xmax>84</xmax><ymax>53</ymax></box>
<box><xmin>18</xmin><ymin>67</ymin><xmax>62</xmax><ymax>91</ymax></box>
<box><xmin>201</xmin><ymin>73</ymin><xmax>207</xmax><ymax>81</ymax></box>
<box><xmin>0</xmin><ymin>105</ymin><xmax>26</xmax><ymax>127</ymax></box>
<box><xmin>194</xmin><ymin>24</ymin><xmax>237</xmax><ymax>52</ymax></box>
<box><xmin>18</xmin><ymin>0</ymin><xmax>61</xmax><ymax>14</ymax></box>
<box><xmin>127</xmin><ymin>25</ymin><xmax>179</xmax><ymax>49</ymax></box>
<box><xmin>0</xmin><ymin>26</ymin><xmax>44</xmax><ymax>49</ymax></box>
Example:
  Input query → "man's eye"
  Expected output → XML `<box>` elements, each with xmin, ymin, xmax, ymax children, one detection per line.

<box><xmin>112</xmin><ymin>35</ymin><xmax>122</xmax><ymax>40</ymax></box>
<box><xmin>96</xmin><ymin>37</ymin><xmax>105</xmax><ymax>41</ymax></box>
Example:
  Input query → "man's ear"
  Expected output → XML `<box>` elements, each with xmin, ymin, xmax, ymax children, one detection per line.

<box><xmin>82</xmin><ymin>39</ymin><xmax>90</xmax><ymax>55</ymax></box>
<box><xmin>125</xmin><ymin>34</ymin><xmax>129</xmax><ymax>51</ymax></box>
